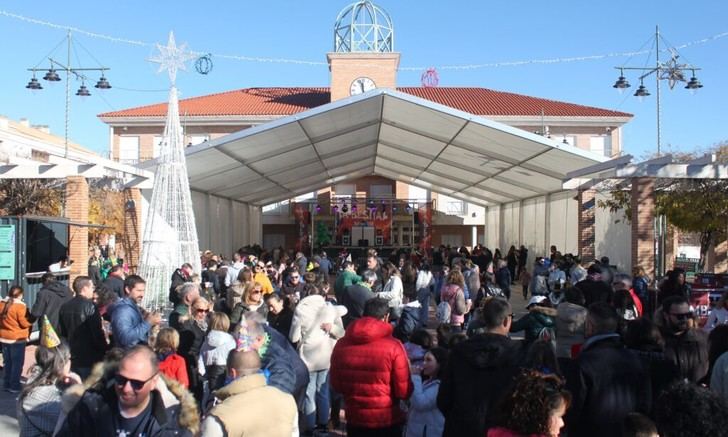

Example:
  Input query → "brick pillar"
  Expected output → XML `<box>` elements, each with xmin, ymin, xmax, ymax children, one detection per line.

<box><xmin>577</xmin><ymin>190</ymin><xmax>596</xmax><ymax>262</ymax></box>
<box><xmin>631</xmin><ymin>177</ymin><xmax>656</xmax><ymax>278</ymax></box>
<box><xmin>706</xmin><ymin>239</ymin><xmax>728</xmax><ymax>273</ymax></box>
<box><xmin>122</xmin><ymin>188</ymin><xmax>142</xmax><ymax>274</ymax></box>
<box><xmin>65</xmin><ymin>176</ymin><xmax>89</xmax><ymax>282</ymax></box>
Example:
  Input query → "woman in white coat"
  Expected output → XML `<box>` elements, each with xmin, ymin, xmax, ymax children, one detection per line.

<box><xmin>407</xmin><ymin>346</ymin><xmax>447</xmax><ymax>437</ymax></box>
<box><xmin>378</xmin><ymin>262</ymin><xmax>404</xmax><ymax>319</ymax></box>
<box><xmin>289</xmin><ymin>286</ymin><xmax>347</xmax><ymax>435</ymax></box>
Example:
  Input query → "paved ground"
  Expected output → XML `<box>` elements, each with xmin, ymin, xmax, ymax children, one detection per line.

<box><xmin>0</xmin><ymin>291</ymin><xmax>530</xmax><ymax>436</ymax></box>
<box><xmin>0</xmin><ymin>344</ymin><xmax>37</xmax><ymax>436</ymax></box>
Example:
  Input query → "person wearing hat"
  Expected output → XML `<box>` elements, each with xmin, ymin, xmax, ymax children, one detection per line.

<box><xmin>575</xmin><ymin>264</ymin><xmax>614</xmax><ymax>307</ymax></box>
<box><xmin>289</xmin><ymin>285</ymin><xmax>347</xmax><ymax>435</ymax></box>
<box><xmin>510</xmin><ymin>295</ymin><xmax>557</xmax><ymax>347</ymax></box>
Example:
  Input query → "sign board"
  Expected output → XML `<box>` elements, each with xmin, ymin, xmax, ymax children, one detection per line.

<box><xmin>0</xmin><ymin>224</ymin><xmax>16</xmax><ymax>281</ymax></box>
<box><xmin>674</xmin><ymin>257</ymin><xmax>699</xmax><ymax>281</ymax></box>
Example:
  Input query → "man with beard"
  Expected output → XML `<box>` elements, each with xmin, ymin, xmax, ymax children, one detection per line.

<box><xmin>661</xmin><ymin>295</ymin><xmax>709</xmax><ymax>382</ymax></box>
<box><xmin>109</xmin><ymin>275</ymin><xmax>162</xmax><ymax>348</ymax></box>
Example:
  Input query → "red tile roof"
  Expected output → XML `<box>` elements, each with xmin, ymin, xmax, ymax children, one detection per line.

<box><xmin>98</xmin><ymin>87</ymin><xmax>631</xmax><ymax>119</ymax></box>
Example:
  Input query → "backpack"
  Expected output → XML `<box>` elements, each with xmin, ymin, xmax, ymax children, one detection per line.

<box><xmin>436</xmin><ymin>301</ymin><xmax>451</xmax><ymax>324</ymax></box>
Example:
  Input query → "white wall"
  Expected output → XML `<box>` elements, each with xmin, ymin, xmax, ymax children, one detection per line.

<box><xmin>190</xmin><ymin>190</ymin><xmax>262</xmax><ymax>256</ymax></box>
<box><xmin>594</xmin><ymin>191</ymin><xmax>632</xmax><ymax>272</ymax></box>
<box><xmin>484</xmin><ymin>190</ymin><xmax>631</xmax><ymax>272</ymax></box>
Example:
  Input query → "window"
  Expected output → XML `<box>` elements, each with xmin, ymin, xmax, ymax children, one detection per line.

<box><xmin>334</xmin><ymin>184</ymin><xmax>355</xmax><ymax>197</ymax></box>
<box><xmin>118</xmin><ymin>136</ymin><xmax>140</xmax><ymax>164</ymax></box>
<box><xmin>446</xmin><ymin>200</ymin><xmax>466</xmax><ymax>215</ymax></box>
<box><xmin>370</xmin><ymin>184</ymin><xmax>393</xmax><ymax>198</ymax></box>
<box><xmin>153</xmin><ymin>136</ymin><xmax>164</xmax><ymax>159</ymax></box>
<box><xmin>590</xmin><ymin>136</ymin><xmax>612</xmax><ymax>157</ymax></box>
<box><xmin>187</xmin><ymin>134</ymin><xmax>209</xmax><ymax>146</ymax></box>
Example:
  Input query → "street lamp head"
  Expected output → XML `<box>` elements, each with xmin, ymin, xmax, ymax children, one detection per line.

<box><xmin>94</xmin><ymin>75</ymin><xmax>112</xmax><ymax>89</ymax></box>
<box><xmin>685</xmin><ymin>75</ymin><xmax>703</xmax><ymax>92</ymax></box>
<box><xmin>43</xmin><ymin>68</ymin><xmax>61</xmax><ymax>82</ymax></box>
<box><xmin>75</xmin><ymin>84</ymin><xmax>91</xmax><ymax>97</ymax></box>
<box><xmin>613</xmin><ymin>76</ymin><xmax>631</xmax><ymax>92</ymax></box>
<box><xmin>25</xmin><ymin>77</ymin><xmax>43</xmax><ymax>90</ymax></box>
<box><xmin>634</xmin><ymin>81</ymin><xmax>650</xmax><ymax>100</ymax></box>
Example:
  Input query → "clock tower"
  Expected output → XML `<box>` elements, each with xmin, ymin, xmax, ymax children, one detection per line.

<box><xmin>327</xmin><ymin>1</ymin><xmax>400</xmax><ymax>102</ymax></box>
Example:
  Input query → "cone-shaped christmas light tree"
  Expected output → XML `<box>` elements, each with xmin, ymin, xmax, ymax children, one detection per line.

<box><xmin>139</xmin><ymin>32</ymin><xmax>201</xmax><ymax>310</ymax></box>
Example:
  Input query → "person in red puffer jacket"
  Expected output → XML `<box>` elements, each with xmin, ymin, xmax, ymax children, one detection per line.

<box><xmin>330</xmin><ymin>297</ymin><xmax>413</xmax><ymax>437</ymax></box>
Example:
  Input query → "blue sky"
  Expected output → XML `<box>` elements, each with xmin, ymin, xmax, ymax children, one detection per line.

<box><xmin>1</xmin><ymin>0</ymin><xmax>727</xmax><ymax>159</ymax></box>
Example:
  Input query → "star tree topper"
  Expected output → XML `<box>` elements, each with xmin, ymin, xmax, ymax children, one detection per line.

<box><xmin>148</xmin><ymin>31</ymin><xmax>197</xmax><ymax>84</ymax></box>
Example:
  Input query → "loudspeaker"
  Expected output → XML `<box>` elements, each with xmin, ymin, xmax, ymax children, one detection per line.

<box><xmin>342</xmin><ymin>235</ymin><xmax>350</xmax><ymax>246</ymax></box>
<box><xmin>375</xmin><ymin>236</ymin><xmax>384</xmax><ymax>246</ymax></box>
<box><xmin>413</xmin><ymin>211</ymin><xmax>420</xmax><ymax>225</ymax></box>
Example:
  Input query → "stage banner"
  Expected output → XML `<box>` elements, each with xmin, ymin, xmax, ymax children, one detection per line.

<box><xmin>418</xmin><ymin>203</ymin><xmax>433</xmax><ymax>252</ymax></box>
<box><xmin>335</xmin><ymin>205</ymin><xmax>391</xmax><ymax>245</ymax></box>
<box><xmin>373</xmin><ymin>206</ymin><xmax>392</xmax><ymax>245</ymax></box>
<box><xmin>293</xmin><ymin>204</ymin><xmax>311</xmax><ymax>253</ymax></box>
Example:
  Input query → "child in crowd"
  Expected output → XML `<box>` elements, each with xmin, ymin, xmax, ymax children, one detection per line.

<box><xmin>155</xmin><ymin>327</ymin><xmax>189</xmax><ymax>388</ymax></box>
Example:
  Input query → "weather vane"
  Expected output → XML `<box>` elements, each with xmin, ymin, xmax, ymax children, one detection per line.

<box><xmin>148</xmin><ymin>32</ymin><xmax>197</xmax><ymax>85</ymax></box>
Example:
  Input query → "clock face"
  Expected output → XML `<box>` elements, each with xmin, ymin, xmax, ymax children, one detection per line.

<box><xmin>350</xmin><ymin>77</ymin><xmax>376</xmax><ymax>95</ymax></box>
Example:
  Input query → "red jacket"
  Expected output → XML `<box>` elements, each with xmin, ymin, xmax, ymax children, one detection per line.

<box><xmin>330</xmin><ymin>316</ymin><xmax>413</xmax><ymax>428</ymax></box>
<box><xmin>158</xmin><ymin>353</ymin><xmax>189</xmax><ymax>388</ymax></box>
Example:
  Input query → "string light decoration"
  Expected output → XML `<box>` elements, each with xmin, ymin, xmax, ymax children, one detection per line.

<box><xmin>2</xmin><ymin>10</ymin><xmax>726</xmax><ymax>73</ymax></box>
<box><xmin>195</xmin><ymin>53</ymin><xmax>213</xmax><ymax>75</ymax></box>
<box><xmin>138</xmin><ymin>31</ymin><xmax>201</xmax><ymax>311</ymax></box>
<box><xmin>421</xmin><ymin>67</ymin><xmax>439</xmax><ymax>87</ymax></box>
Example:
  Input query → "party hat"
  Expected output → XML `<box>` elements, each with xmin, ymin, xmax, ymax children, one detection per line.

<box><xmin>41</xmin><ymin>315</ymin><xmax>61</xmax><ymax>348</ymax></box>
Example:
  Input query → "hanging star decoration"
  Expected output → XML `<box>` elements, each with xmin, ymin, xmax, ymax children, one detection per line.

<box><xmin>659</xmin><ymin>49</ymin><xmax>690</xmax><ymax>90</ymax></box>
<box><xmin>148</xmin><ymin>31</ymin><xmax>197</xmax><ymax>84</ymax></box>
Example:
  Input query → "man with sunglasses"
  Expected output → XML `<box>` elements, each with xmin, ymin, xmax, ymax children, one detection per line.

<box><xmin>57</xmin><ymin>345</ymin><xmax>193</xmax><ymax>436</ymax></box>
<box><xmin>661</xmin><ymin>295</ymin><xmax>709</xmax><ymax>383</ymax></box>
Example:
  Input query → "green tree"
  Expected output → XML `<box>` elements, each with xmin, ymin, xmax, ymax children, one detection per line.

<box><xmin>315</xmin><ymin>221</ymin><xmax>332</xmax><ymax>247</ymax></box>
<box><xmin>598</xmin><ymin>143</ymin><xmax>728</xmax><ymax>271</ymax></box>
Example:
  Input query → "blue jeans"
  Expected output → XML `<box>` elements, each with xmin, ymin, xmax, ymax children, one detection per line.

<box><xmin>304</xmin><ymin>369</ymin><xmax>330</xmax><ymax>431</ymax></box>
<box><xmin>2</xmin><ymin>341</ymin><xmax>26</xmax><ymax>391</ymax></box>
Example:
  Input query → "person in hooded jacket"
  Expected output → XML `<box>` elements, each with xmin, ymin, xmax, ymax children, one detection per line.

<box><xmin>289</xmin><ymin>286</ymin><xmax>347</xmax><ymax>435</ymax></box>
<box><xmin>30</xmin><ymin>273</ymin><xmax>73</xmax><ymax>333</ymax></box>
<box><xmin>555</xmin><ymin>287</ymin><xmax>587</xmax><ymax>358</ymax></box>
<box><xmin>198</xmin><ymin>312</ymin><xmax>236</xmax><ymax>392</ymax></box>
<box><xmin>437</xmin><ymin>298</ymin><xmax>522</xmax><ymax>437</ymax></box>
<box><xmin>406</xmin><ymin>347</ymin><xmax>447</xmax><ymax>437</ymax></box>
<box><xmin>330</xmin><ymin>297</ymin><xmax>413</xmax><ymax>437</ymax></box>
<box><xmin>168</xmin><ymin>263</ymin><xmax>193</xmax><ymax>306</ymax></box>
<box><xmin>575</xmin><ymin>264</ymin><xmax>613</xmax><ymax>307</ymax></box>
<box><xmin>510</xmin><ymin>296</ymin><xmax>557</xmax><ymax>348</ymax></box>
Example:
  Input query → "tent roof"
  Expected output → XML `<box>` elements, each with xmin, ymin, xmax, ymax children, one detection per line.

<box><xmin>177</xmin><ymin>89</ymin><xmax>608</xmax><ymax>207</ymax></box>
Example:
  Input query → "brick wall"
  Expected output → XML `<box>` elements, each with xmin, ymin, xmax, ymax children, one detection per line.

<box><xmin>631</xmin><ymin>178</ymin><xmax>656</xmax><ymax>278</ymax></box>
<box><xmin>65</xmin><ymin>176</ymin><xmax>89</xmax><ymax>282</ymax></box>
<box><xmin>327</xmin><ymin>52</ymin><xmax>400</xmax><ymax>102</ymax></box>
<box><xmin>122</xmin><ymin>188</ymin><xmax>142</xmax><ymax>273</ymax></box>
<box><xmin>577</xmin><ymin>190</ymin><xmax>596</xmax><ymax>262</ymax></box>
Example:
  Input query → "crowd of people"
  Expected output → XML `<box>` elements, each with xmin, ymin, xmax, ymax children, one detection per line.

<box><xmin>1</xmin><ymin>243</ymin><xmax>728</xmax><ymax>436</ymax></box>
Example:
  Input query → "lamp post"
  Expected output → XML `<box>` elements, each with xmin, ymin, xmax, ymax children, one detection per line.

<box><xmin>25</xmin><ymin>30</ymin><xmax>111</xmax><ymax>158</ymax></box>
<box><xmin>612</xmin><ymin>25</ymin><xmax>703</xmax><ymax>156</ymax></box>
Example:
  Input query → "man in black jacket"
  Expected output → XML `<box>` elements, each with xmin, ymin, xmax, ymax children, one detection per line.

<box><xmin>102</xmin><ymin>265</ymin><xmax>125</xmax><ymax>298</ymax></box>
<box><xmin>30</xmin><ymin>272</ymin><xmax>73</xmax><ymax>332</ymax></box>
<box><xmin>661</xmin><ymin>295</ymin><xmax>709</xmax><ymax>383</ymax></box>
<box><xmin>566</xmin><ymin>302</ymin><xmax>651</xmax><ymax>437</ymax></box>
<box><xmin>169</xmin><ymin>263</ymin><xmax>193</xmax><ymax>305</ymax></box>
<box><xmin>437</xmin><ymin>298</ymin><xmax>521</xmax><ymax>437</ymax></box>
<box><xmin>575</xmin><ymin>264</ymin><xmax>613</xmax><ymax>307</ymax></box>
<box><xmin>59</xmin><ymin>276</ymin><xmax>108</xmax><ymax>379</ymax></box>
<box><xmin>340</xmin><ymin>270</ymin><xmax>377</xmax><ymax>328</ymax></box>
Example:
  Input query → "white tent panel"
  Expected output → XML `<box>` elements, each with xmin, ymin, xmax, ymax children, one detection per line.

<box><xmin>382</xmin><ymin>97</ymin><xmax>466</xmax><ymax>143</ymax></box>
<box><xmin>187</xmin><ymin>149</ymin><xmax>239</xmax><ymax>179</ymax></box>
<box><xmin>190</xmin><ymin>165</ymin><xmax>261</xmax><ymax>191</ymax></box>
<box><xmin>269</xmin><ymin>161</ymin><xmax>326</xmax><ymax>185</ymax></box>
<box><xmin>475</xmin><ymin>178</ymin><xmax>541</xmax><ymax>198</ymax></box>
<box><xmin>300</xmin><ymin>95</ymin><xmax>383</xmax><ymax>140</ymax></box>
<box><xmin>322</xmin><ymin>144</ymin><xmax>377</xmax><ymax>167</ymax></box>
<box><xmin>314</xmin><ymin>124</ymin><xmax>379</xmax><ymax>156</ymax></box>
<box><xmin>453</xmin><ymin>123</ymin><xmax>548</xmax><ymax>162</ymax></box>
<box><xmin>249</xmin><ymin>145</ymin><xmax>319</xmax><ymax>174</ymax></box>
<box><xmin>378</xmin><ymin>123</ymin><xmax>447</xmax><ymax>157</ymax></box>
<box><xmin>496</xmin><ymin>168</ymin><xmax>558</xmax><ymax>192</ymax></box>
<box><xmin>461</xmin><ymin>186</ymin><xmax>515</xmax><ymax>204</ymax></box>
<box><xmin>378</xmin><ymin>144</ymin><xmax>433</xmax><ymax>168</ymax></box>
<box><xmin>427</xmin><ymin>161</ymin><xmax>493</xmax><ymax>184</ymax></box>
<box><xmin>220</xmin><ymin>122</ymin><xmax>308</xmax><ymax>162</ymax></box>
<box><xmin>439</xmin><ymin>145</ymin><xmax>511</xmax><ymax>175</ymax></box>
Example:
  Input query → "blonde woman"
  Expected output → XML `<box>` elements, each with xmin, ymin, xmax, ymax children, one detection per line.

<box><xmin>230</xmin><ymin>282</ymin><xmax>268</xmax><ymax>328</ymax></box>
